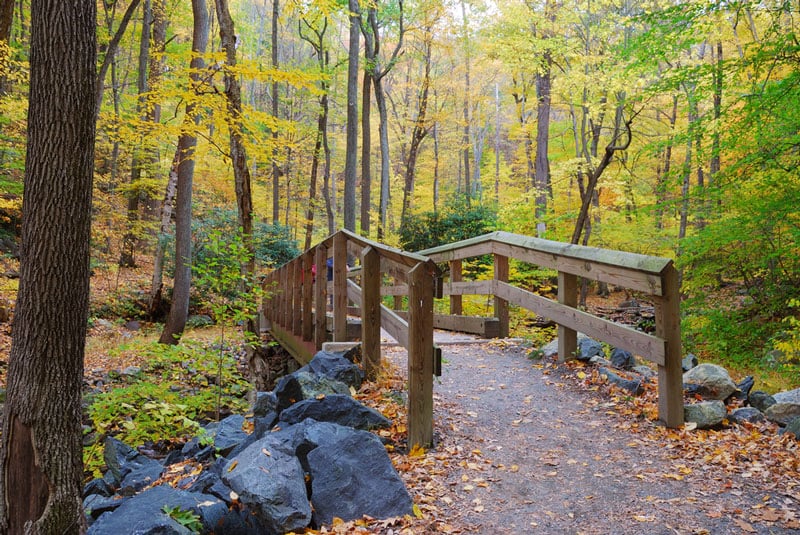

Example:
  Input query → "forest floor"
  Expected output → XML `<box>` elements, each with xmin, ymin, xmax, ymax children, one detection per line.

<box><xmin>383</xmin><ymin>334</ymin><xmax>800</xmax><ymax>534</ymax></box>
<box><xmin>1</xmin><ymin>260</ymin><xmax>800</xmax><ymax>533</ymax></box>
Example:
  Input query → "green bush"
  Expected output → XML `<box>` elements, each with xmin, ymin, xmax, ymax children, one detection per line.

<box><xmin>399</xmin><ymin>197</ymin><xmax>497</xmax><ymax>253</ymax></box>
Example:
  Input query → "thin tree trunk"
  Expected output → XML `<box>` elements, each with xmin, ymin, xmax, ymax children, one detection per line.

<box><xmin>94</xmin><ymin>0</ymin><xmax>143</xmax><ymax>119</ymax></box>
<box><xmin>159</xmin><ymin>0</ymin><xmax>209</xmax><ymax>345</ymax></box>
<box><xmin>534</xmin><ymin>53</ymin><xmax>552</xmax><ymax>237</ymax></box>
<box><xmin>0</xmin><ymin>0</ymin><xmax>96</xmax><ymax>530</ymax></box>
<box><xmin>120</xmin><ymin>0</ymin><xmax>152</xmax><ymax>267</ymax></box>
<box><xmin>343</xmin><ymin>0</ymin><xmax>360</xmax><ymax>232</ymax></box>
<box><xmin>655</xmin><ymin>94</ymin><xmax>678</xmax><ymax>230</ymax></box>
<box><xmin>361</xmin><ymin>67</ymin><xmax>372</xmax><ymax>235</ymax></box>
<box><xmin>0</xmin><ymin>0</ymin><xmax>15</xmax><ymax>94</ymax></box>
<box><xmin>271</xmin><ymin>0</ymin><xmax>280</xmax><ymax>223</ymax></box>
<box><xmin>216</xmin><ymin>0</ymin><xmax>255</xmax><ymax>335</ymax></box>
<box><xmin>460</xmin><ymin>0</ymin><xmax>471</xmax><ymax>204</ymax></box>
<box><xmin>400</xmin><ymin>25</ymin><xmax>431</xmax><ymax>227</ymax></box>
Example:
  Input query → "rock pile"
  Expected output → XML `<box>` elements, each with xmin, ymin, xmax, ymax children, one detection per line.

<box><xmin>84</xmin><ymin>348</ymin><xmax>413</xmax><ymax>534</ymax></box>
<box><xmin>539</xmin><ymin>336</ymin><xmax>800</xmax><ymax>436</ymax></box>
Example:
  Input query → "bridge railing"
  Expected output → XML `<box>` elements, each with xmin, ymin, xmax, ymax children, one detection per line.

<box><xmin>413</xmin><ymin>231</ymin><xmax>683</xmax><ymax>428</ymax></box>
<box><xmin>262</xmin><ymin>229</ymin><xmax>441</xmax><ymax>447</ymax></box>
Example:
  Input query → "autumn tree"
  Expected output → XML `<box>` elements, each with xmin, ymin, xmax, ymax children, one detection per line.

<box><xmin>0</xmin><ymin>0</ymin><xmax>97</xmax><ymax>531</ymax></box>
<box><xmin>343</xmin><ymin>0</ymin><xmax>360</xmax><ymax>232</ymax></box>
<box><xmin>159</xmin><ymin>0</ymin><xmax>209</xmax><ymax>344</ymax></box>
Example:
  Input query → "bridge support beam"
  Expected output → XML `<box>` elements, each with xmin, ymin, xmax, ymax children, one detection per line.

<box><xmin>557</xmin><ymin>271</ymin><xmax>577</xmax><ymax>362</ymax></box>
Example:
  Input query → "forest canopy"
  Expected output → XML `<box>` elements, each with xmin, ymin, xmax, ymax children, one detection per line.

<box><xmin>0</xmin><ymin>0</ymin><xmax>799</xmax><ymax>377</ymax></box>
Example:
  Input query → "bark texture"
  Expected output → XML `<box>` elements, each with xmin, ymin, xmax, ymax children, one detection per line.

<box><xmin>0</xmin><ymin>0</ymin><xmax>96</xmax><ymax>532</ymax></box>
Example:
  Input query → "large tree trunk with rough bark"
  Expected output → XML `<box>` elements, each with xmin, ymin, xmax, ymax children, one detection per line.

<box><xmin>0</xmin><ymin>0</ymin><xmax>96</xmax><ymax>531</ymax></box>
<box><xmin>159</xmin><ymin>0</ymin><xmax>209</xmax><ymax>345</ymax></box>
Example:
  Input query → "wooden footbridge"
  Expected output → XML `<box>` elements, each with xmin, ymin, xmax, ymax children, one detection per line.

<box><xmin>261</xmin><ymin>230</ymin><xmax>682</xmax><ymax>448</ymax></box>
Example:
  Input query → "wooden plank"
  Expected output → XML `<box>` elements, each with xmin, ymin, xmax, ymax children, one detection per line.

<box><xmin>654</xmin><ymin>264</ymin><xmax>683</xmax><ymax>428</ymax></box>
<box><xmin>293</xmin><ymin>258</ymin><xmax>303</xmax><ymax>335</ymax></box>
<box><xmin>442</xmin><ymin>280</ymin><xmax>494</xmax><ymax>296</ymax></box>
<box><xmin>494</xmin><ymin>254</ymin><xmax>509</xmax><ymax>338</ymax></box>
<box><xmin>381</xmin><ymin>284</ymin><xmax>409</xmax><ymax>297</ymax></box>
<box><xmin>491</xmin><ymin>240</ymin><xmax>664</xmax><ymax>295</ymax></box>
<box><xmin>423</xmin><ymin>241</ymin><xmax>495</xmax><ymax>263</ymax></box>
<box><xmin>302</xmin><ymin>252</ymin><xmax>314</xmax><ymax>341</ymax></box>
<box><xmin>314</xmin><ymin>245</ymin><xmax>327</xmax><ymax>350</ymax></box>
<box><xmin>361</xmin><ymin>246</ymin><xmax>381</xmax><ymax>381</ymax></box>
<box><xmin>333</xmin><ymin>232</ymin><xmax>348</xmax><ymax>342</ymax></box>
<box><xmin>558</xmin><ymin>271</ymin><xmax>578</xmax><ymax>362</ymax></box>
<box><xmin>381</xmin><ymin>303</ymin><xmax>409</xmax><ymax>349</ymax></box>
<box><xmin>338</xmin><ymin>228</ymin><xmax>431</xmax><ymax>268</ymax></box>
<box><xmin>281</xmin><ymin>265</ymin><xmax>290</xmax><ymax>328</ymax></box>
<box><xmin>494</xmin><ymin>281</ymin><xmax>666</xmax><ymax>365</ymax></box>
<box><xmin>450</xmin><ymin>259</ymin><xmax>462</xmax><ymax>316</ymax></box>
<box><xmin>395</xmin><ymin>311</ymin><xmax>500</xmax><ymax>337</ymax></box>
<box><xmin>407</xmin><ymin>262</ymin><xmax>434</xmax><ymax>448</ymax></box>
<box><xmin>269</xmin><ymin>321</ymin><xmax>315</xmax><ymax>365</ymax></box>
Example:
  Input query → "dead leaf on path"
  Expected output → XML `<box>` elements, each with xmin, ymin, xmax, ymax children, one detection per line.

<box><xmin>733</xmin><ymin>518</ymin><xmax>757</xmax><ymax>533</ymax></box>
<box><xmin>633</xmin><ymin>514</ymin><xmax>655</xmax><ymax>522</ymax></box>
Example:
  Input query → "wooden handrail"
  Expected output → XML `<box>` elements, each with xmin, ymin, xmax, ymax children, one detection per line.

<box><xmin>264</xmin><ymin>229</ymin><xmax>683</xmax><ymax>444</ymax></box>
<box><xmin>263</xmin><ymin>230</ymin><xmax>440</xmax><ymax>447</ymax></box>
<box><xmin>417</xmin><ymin>231</ymin><xmax>682</xmax><ymax>428</ymax></box>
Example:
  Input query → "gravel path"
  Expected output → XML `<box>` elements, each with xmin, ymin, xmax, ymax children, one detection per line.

<box><xmin>384</xmin><ymin>334</ymin><xmax>800</xmax><ymax>534</ymax></box>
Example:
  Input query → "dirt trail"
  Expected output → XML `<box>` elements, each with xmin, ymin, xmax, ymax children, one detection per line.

<box><xmin>383</xmin><ymin>334</ymin><xmax>799</xmax><ymax>534</ymax></box>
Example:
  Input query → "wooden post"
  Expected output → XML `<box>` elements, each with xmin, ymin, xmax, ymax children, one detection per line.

<box><xmin>333</xmin><ymin>232</ymin><xmax>348</xmax><ymax>342</ymax></box>
<box><xmin>493</xmin><ymin>254</ymin><xmax>509</xmax><ymax>338</ymax></box>
<box><xmin>655</xmin><ymin>263</ymin><xmax>683</xmax><ymax>428</ymax></box>
<box><xmin>314</xmin><ymin>245</ymin><xmax>328</xmax><ymax>349</ymax></box>
<box><xmin>408</xmin><ymin>262</ymin><xmax>434</xmax><ymax>448</ymax></box>
<box><xmin>450</xmin><ymin>259</ymin><xmax>462</xmax><ymax>316</ymax></box>
<box><xmin>557</xmin><ymin>271</ymin><xmax>577</xmax><ymax>362</ymax></box>
<box><xmin>361</xmin><ymin>246</ymin><xmax>381</xmax><ymax>381</ymax></box>
<box><xmin>302</xmin><ymin>252</ymin><xmax>313</xmax><ymax>341</ymax></box>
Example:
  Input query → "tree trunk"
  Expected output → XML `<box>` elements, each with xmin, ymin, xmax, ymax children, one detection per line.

<box><xmin>150</xmin><ymin>152</ymin><xmax>178</xmax><ymax>319</ymax></box>
<box><xmin>343</xmin><ymin>0</ymin><xmax>360</xmax><ymax>232</ymax></box>
<box><xmin>0</xmin><ymin>0</ymin><xmax>96</xmax><ymax>532</ymax></box>
<box><xmin>0</xmin><ymin>0</ymin><xmax>15</xmax><ymax>94</ymax></box>
<box><xmin>400</xmin><ymin>24</ymin><xmax>431</xmax><ymax>227</ymax></box>
<box><xmin>654</xmin><ymin>94</ymin><xmax>678</xmax><ymax>230</ymax></box>
<box><xmin>94</xmin><ymin>0</ymin><xmax>142</xmax><ymax>119</ymax></box>
<box><xmin>216</xmin><ymin>0</ymin><xmax>255</xmax><ymax>281</ymax></box>
<box><xmin>534</xmin><ymin>53</ymin><xmax>552</xmax><ymax>237</ymax></box>
<box><xmin>120</xmin><ymin>0</ymin><xmax>152</xmax><ymax>268</ymax></box>
<box><xmin>159</xmin><ymin>0</ymin><xmax>209</xmax><ymax>345</ymax></box>
<box><xmin>271</xmin><ymin>0</ymin><xmax>280</xmax><ymax>223</ymax></box>
<box><xmin>460</xmin><ymin>0</ymin><xmax>471</xmax><ymax>204</ymax></box>
<box><xmin>361</xmin><ymin>67</ymin><xmax>372</xmax><ymax>235</ymax></box>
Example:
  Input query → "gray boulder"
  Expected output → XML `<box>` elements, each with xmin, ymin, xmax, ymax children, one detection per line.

<box><xmin>222</xmin><ymin>436</ymin><xmax>311</xmax><ymax>534</ymax></box>
<box><xmin>307</xmin><ymin>428</ymin><xmax>413</xmax><ymax>525</ymax></box>
<box><xmin>631</xmin><ymin>365</ymin><xmax>656</xmax><ymax>379</ymax></box>
<box><xmin>87</xmin><ymin>485</ymin><xmax>228</xmax><ymax>535</ymax></box>
<box><xmin>302</xmin><ymin>350</ymin><xmax>365</xmax><ymax>390</ymax></box>
<box><xmin>588</xmin><ymin>356</ymin><xmax>612</xmax><ymax>367</ymax></box>
<box><xmin>749</xmin><ymin>391</ymin><xmax>777</xmax><ymax>412</ymax></box>
<box><xmin>253</xmin><ymin>391</ymin><xmax>278</xmax><ymax>417</ymax></box>
<box><xmin>274</xmin><ymin>371</ymin><xmax>351</xmax><ymax>412</ymax></box>
<box><xmin>279</xmin><ymin>394</ymin><xmax>391</xmax><ymax>430</ymax></box>
<box><xmin>682</xmin><ymin>363</ymin><xmax>737</xmax><ymax>400</ymax></box>
<box><xmin>209</xmin><ymin>414</ymin><xmax>250</xmax><ymax>457</ymax></box>
<box><xmin>540</xmin><ymin>334</ymin><xmax>591</xmax><ymax>360</ymax></box>
<box><xmin>684</xmin><ymin>400</ymin><xmax>727</xmax><ymax>429</ymax></box>
<box><xmin>780</xmin><ymin>417</ymin><xmax>800</xmax><ymax>440</ymax></box>
<box><xmin>729</xmin><ymin>407</ymin><xmax>765</xmax><ymax>425</ymax></box>
<box><xmin>764</xmin><ymin>402</ymin><xmax>800</xmax><ymax>426</ymax></box>
<box><xmin>610</xmin><ymin>348</ymin><xmax>636</xmax><ymax>370</ymax></box>
<box><xmin>598</xmin><ymin>367</ymin><xmax>643</xmax><ymax>395</ymax></box>
<box><xmin>577</xmin><ymin>338</ymin><xmax>604</xmax><ymax>361</ymax></box>
<box><xmin>774</xmin><ymin>387</ymin><xmax>800</xmax><ymax>405</ymax></box>
<box><xmin>681</xmin><ymin>353</ymin><xmax>698</xmax><ymax>372</ymax></box>
<box><xmin>103</xmin><ymin>437</ymin><xmax>164</xmax><ymax>493</ymax></box>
